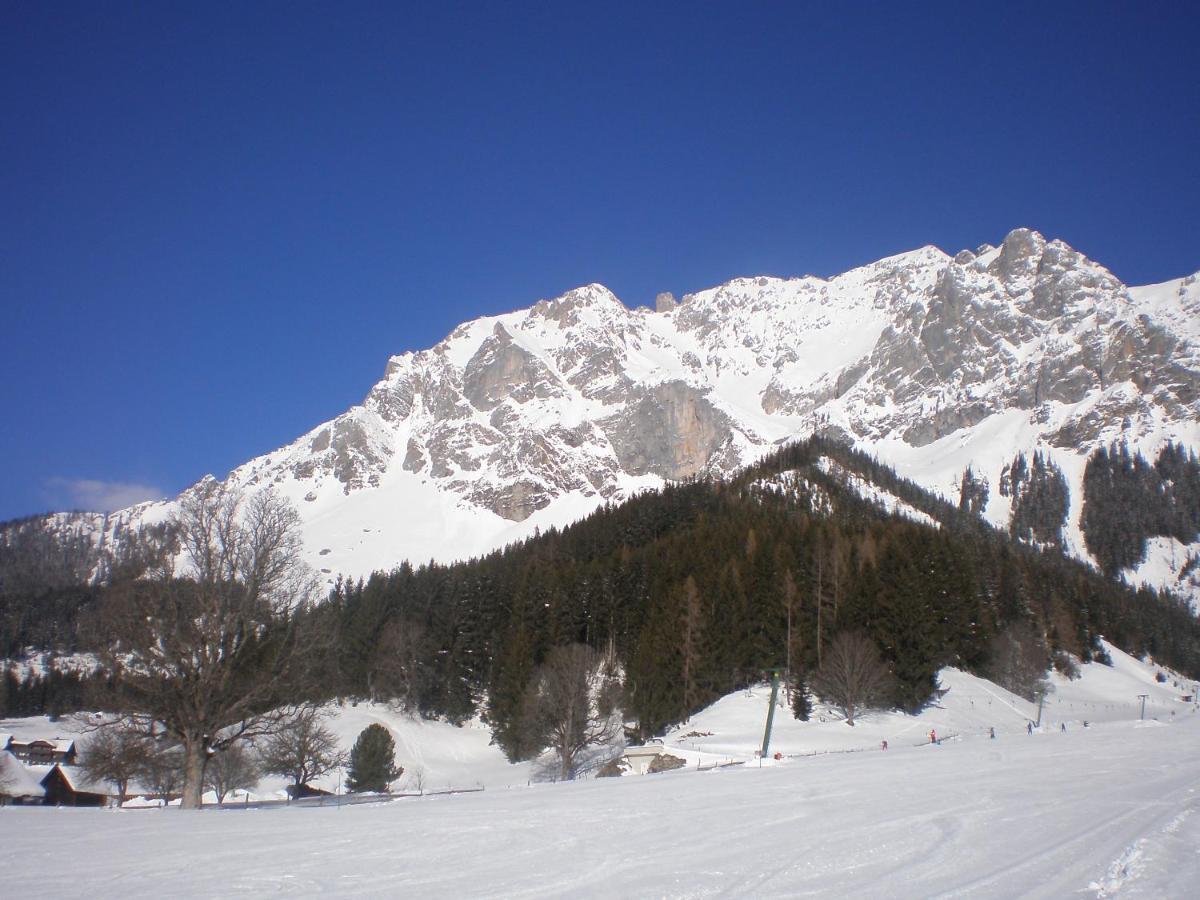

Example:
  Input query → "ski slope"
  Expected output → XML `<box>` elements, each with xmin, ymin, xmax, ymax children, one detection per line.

<box><xmin>662</xmin><ymin>640</ymin><xmax>1195</xmax><ymax>763</ymax></box>
<box><xmin>2</xmin><ymin>642</ymin><xmax>1198</xmax><ymax>896</ymax></box>
<box><xmin>1</xmin><ymin>714</ymin><xmax>1197</xmax><ymax>897</ymax></box>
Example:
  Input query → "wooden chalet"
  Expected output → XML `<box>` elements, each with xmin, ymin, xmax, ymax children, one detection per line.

<box><xmin>3</xmin><ymin>735</ymin><xmax>78</xmax><ymax>766</ymax></box>
<box><xmin>38</xmin><ymin>763</ymin><xmax>112</xmax><ymax>807</ymax></box>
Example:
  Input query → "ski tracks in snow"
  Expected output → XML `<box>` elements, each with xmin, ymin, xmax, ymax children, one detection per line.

<box><xmin>1089</xmin><ymin>801</ymin><xmax>1199</xmax><ymax>897</ymax></box>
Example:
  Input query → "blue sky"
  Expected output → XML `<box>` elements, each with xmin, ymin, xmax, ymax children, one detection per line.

<box><xmin>1</xmin><ymin>2</ymin><xmax>1197</xmax><ymax>520</ymax></box>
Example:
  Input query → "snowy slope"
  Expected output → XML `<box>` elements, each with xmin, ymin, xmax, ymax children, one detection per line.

<box><xmin>0</xmin><ymin>704</ymin><xmax>529</xmax><ymax>798</ymax></box>
<box><xmin>660</xmin><ymin>641</ymin><xmax>1196</xmax><ymax>764</ymax></box>
<box><xmin>2</xmin><ymin>698</ymin><xmax>1197</xmax><ymax>897</ymax></box>
<box><xmin>4</xmin><ymin>640</ymin><xmax>1192</xmax><ymax>801</ymax></box>
<box><xmin>3</xmin><ymin>642</ymin><xmax>1197</xmax><ymax>898</ymax></box>
<box><xmin>28</xmin><ymin>230</ymin><xmax>1200</xmax><ymax>600</ymax></box>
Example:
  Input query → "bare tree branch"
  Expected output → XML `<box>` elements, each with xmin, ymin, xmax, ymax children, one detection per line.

<box><xmin>522</xmin><ymin>644</ymin><xmax>622</xmax><ymax>780</ymax></box>
<box><xmin>93</xmin><ymin>483</ymin><xmax>320</xmax><ymax>808</ymax></box>
<box><xmin>812</xmin><ymin>631</ymin><xmax>894</xmax><ymax>726</ymax></box>
<box><xmin>257</xmin><ymin>705</ymin><xmax>345</xmax><ymax>795</ymax></box>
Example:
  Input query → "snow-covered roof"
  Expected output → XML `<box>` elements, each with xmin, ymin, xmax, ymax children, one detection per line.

<box><xmin>10</xmin><ymin>737</ymin><xmax>76</xmax><ymax>753</ymax></box>
<box><xmin>0</xmin><ymin>751</ymin><xmax>46</xmax><ymax>798</ymax></box>
<box><xmin>41</xmin><ymin>763</ymin><xmax>111</xmax><ymax>796</ymax></box>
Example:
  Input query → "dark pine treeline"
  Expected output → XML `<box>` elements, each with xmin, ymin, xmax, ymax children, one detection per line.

<box><xmin>4</xmin><ymin>438</ymin><xmax>1199</xmax><ymax>748</ymax></box>
<box><xmin>0</xmin><ymin>514</ymin><xmax>101</xmax><ymax>658</ymax></box>
<box><xmin>0</xmin><ymin>517</ymin><xmax>108</xmax><ymax>716</ymax></box>
<box><xmin>1001</xmin><ymin>450</ymin><xmax>1070</xmax><ymax>549</ymax></box>
<box><xmin>0</xmin><ymin>512</ymin><xmax>169</xmax><ymax>658</ymax></box>
<box><xmin>1082</xmin><ymin>442</ymin><xmax>1200</xmax><ymax>577</ymax></box>
<box><xmin>1</xmin><ymin>667</ymin><xmax>94</xmax><ymax>719</ymax></box>
<box><xmin>298</xmin><ymin>438</ymin><xmax>1200</xmax><ymax>757</ymax></box>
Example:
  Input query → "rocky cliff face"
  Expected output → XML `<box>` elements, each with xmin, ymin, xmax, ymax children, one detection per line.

<box><xmin>33</xmin><ymin>230</ymin><xmax>1200</xmax><ymax>596</ymax></box>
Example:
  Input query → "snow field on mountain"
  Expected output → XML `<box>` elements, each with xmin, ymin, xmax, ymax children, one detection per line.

<box><xmin>1127</xmin><ymin>274</ymin><xmax>1200</xmax><ymax>350</ymax></box>
<box><xmin>812</xmin><ymin>457</ymin><xmax>938</xmax><ymax>529</ymax></box>
<box><xmin>1124</xmin><ymin>537</ymin><xmax>1200</xmax><ymax>613</ymax></box>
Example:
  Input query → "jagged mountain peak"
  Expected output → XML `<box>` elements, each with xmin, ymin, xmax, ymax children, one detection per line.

<box><xmin>28</xmin><ymin>232</ymin><xmax>1200</xmax><ymax>600</ymax></box>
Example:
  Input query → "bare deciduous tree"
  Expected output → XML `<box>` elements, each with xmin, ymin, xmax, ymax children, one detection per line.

<box><xmin>256</xmin><ymin>705</ymin><xmax>345</xmax><ymax>796</ymax></box>
<box><xmin>79</xmin><ymin>723</ymin><xmax>151</xmax><ymax>806</ymax></box>
<box><xmin>139</xmin><ymin>742</ymin><xmax>185</xmax><ymax>804</ymax></box>
<box><xmin>780</xmin><ymin>567</ymin><xmax>801</xmax><ymax>702</ymax></box>
<box><xmin>985</xmin><ymin>622</ymin><xmax>1050</xmax><ymax>701</ymax></box>
<box><xmin>679</xmin><ymin>576</ymin><xmax>703</xmax><ymax>713</ymax></box>
<box><xmin>812</xmin><ymin>631</ymin><xmax>894</xmax><ymax>726</ymax></box>
<box><xmin>96</xmin><ymin>481</ymin><xmax>319</xmax><ymax>808</ymax></box>
<box><xmin>405</xmin><ymin>764</ymin><xmax>426</xmax><ymax>795</ymax></box>
<box><xmin>370</xmin><ymin>619</ymin><xmax>428</xmax><ymax>709</ymax></box>
<box><xmin>522</xmin><ymin>643</ymin><xmax>622</xmax><ymax>781</ymax></box>
<box><xmin>204</xmin><ymin>742</ymin><xmax>260</xmax><ymax>804</ymax></box>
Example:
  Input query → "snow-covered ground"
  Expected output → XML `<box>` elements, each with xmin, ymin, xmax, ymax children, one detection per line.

<box><xmin>1</xmin><ymin>703</ymin><xmax>529</xmax><ymax>800</ymax></box>
<box><xmin>2</xmin><ymin>642</ymin><xmax>1197</xmax><ymax>896</ymax></box>
<box><xmin>661</xmin><ymin>640</ymin><xmax>1196</xmax><ymax>765</ymax></box>
<box><xmin>2</xmin><ymin>713</ymin><xmax>1198</xmax><ymax>896</ymax></box>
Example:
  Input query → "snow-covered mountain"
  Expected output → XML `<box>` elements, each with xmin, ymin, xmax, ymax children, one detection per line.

<box><xmin>47</xmin><ymin>229</ymin><xmax>1200</xmax><ymax>594</ymax></box>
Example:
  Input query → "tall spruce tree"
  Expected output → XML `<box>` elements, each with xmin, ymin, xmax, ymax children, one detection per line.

<box><xmin>790</xmin><ymin>670</ymin><xmax>813</xmax><ymax>721</ymax></box>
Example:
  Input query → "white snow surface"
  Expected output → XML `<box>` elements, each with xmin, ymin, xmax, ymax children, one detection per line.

<box><xmin>1123</xmin><ymin>536</ymin><xmax>1200</xmax><ymax>612</ymax></box>
<box><xmin>2</xmin><ymin>642</ymin><xmax>1198</xmax><ymax>896</ymax></box>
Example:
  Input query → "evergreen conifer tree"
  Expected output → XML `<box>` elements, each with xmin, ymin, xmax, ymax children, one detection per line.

<box><xmin>346</xmin><ymin>724</ymin><xmax>403</xmax><ymax>793</ymax></box>
<box><xmin>790</xmin><ymin>671</ymin><xmax>812</xmax><ymax>721</ymax></box>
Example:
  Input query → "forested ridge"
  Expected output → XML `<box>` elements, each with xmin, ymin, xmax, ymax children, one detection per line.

<box><xmin>303</xmin><ymin>438</ymin><xmax>1200</xmax><ymax>754</ymax></box>
<box><xmin>3</xmin><ymin>438</ymin><xmax>1199</xmax><ymax>754</ymax></box>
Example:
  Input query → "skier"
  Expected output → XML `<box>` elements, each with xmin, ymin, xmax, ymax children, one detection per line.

<box><xmin>989</xmin><ymin>727</ymin><xmax>995</xmax><ymax>739</ymax></box>
<box><xmin>881</xmin><ymin>740</ymin><xmax>888</xmax><ymax>751</ymax></box>
<box><xmin>1061</xmin><ymin>722</ymin><xmax>1066</xmax><ymax>733</ymax></box>
<box><xmin>1027</xmin><ymin>721</ymin><xmax>1033</xmax><ymax>735</ymax></box>
<box><xmin>929</xmin><ymin>729</ymin><xmax>937</xmax><ymax>744</ymax></box>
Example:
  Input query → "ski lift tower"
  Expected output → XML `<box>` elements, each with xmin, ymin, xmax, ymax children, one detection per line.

<box><xmin>761</xmin><ymin>668</ymin><xmax>783</xmax><ymax>758</ymax></box>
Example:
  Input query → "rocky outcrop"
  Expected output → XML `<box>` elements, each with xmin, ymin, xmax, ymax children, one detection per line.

<box><xmin>601</xmin><ymin>382</ymin><xmax>733</xmax><ymax>480</ymax></box>
<box><xmin>463</xmin><ymin>325</ymin><xmax>565</xmax><ymax>411</ymax></box>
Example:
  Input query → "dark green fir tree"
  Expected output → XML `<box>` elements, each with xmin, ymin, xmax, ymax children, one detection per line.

<box><xmin>791</xmin><ymin>671</ymin><xmax>813</xmax><ymax>721</ymax></box>
<box><xmin>346</xmin><ymin>724</ymin><xmax>403</xmax><ymax>793</ymax></box>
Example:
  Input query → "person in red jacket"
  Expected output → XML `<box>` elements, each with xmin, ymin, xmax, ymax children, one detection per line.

<box><xmin>929</xmin><ymin>729</ymin><xmax>937</xmax><ymax>744</ymax></box>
